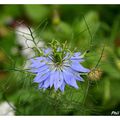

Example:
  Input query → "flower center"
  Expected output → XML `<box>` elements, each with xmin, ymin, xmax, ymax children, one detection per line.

<box><xmin>53</xmin><ymin>52</ymin><xmax>63</xmax><ymax>65</ymax></box>
<box><xmin>48</xmin><ymin>51</ymin><xmax>67</xmax><ymax>71</ymax></box>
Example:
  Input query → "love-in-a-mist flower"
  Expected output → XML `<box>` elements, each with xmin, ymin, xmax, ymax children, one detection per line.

<box><xmin>29</xmin><ymin>41</ymin><xmax>90</xmax><ymax>92</ymax></box>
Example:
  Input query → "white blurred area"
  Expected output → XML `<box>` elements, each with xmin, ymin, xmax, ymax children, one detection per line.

<box><xmin>11</xmin><ymin>24</ymin><xmax>45</xmax><ymax>69</ymax></box>
<box><xmin>0</xmin><ymin>102</ymin><xmax>15</xmax><ymax>116</ymax></box>
<box><xmin>15</xmin><ymin>24</ymin><xmax>44</xmax><ymax>58</ymax></box>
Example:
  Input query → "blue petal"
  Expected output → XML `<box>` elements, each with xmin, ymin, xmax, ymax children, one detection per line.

<box><xmin>37</xmin><ymin>65</ymin><xmax>49</xmax><ymax>72</ymax></box>
<box><xmin>54</xmin><ymin>71</ymin><xmax>64</xmax><ymax>90</ymax></box>
<box><xmin>30</xmin><ymin>57</ymin><xmax>46</xmax><ymax>68</ymax></box>
<box><xmin>70</xmin><ymin>52</ymin><xmax>84</xmax><ymax>62</ymax></box>
<box><xmin>71</xmin><ymin>62</ymin><xmax>90</xmax><ymax>73</ymax></box>
<box><xmin>63</xmin><ymin>69</ymin><xmax>71</xmax><ymax>84</ymax></box>
<box><xmin>34</xmin><ymin>71</ymin><xmax>50</xmax><ymax>83</ymax></box>
<box><xmin>37</xmin><ymin>68</ymin><xmax>49</xmax><ymax>78</ymax></box>
<box><xmin>30</xmin><ymin>62</ymin><xmax>46</xmax><ymax>69</ymax></box>
<box><xmin>63</xmin><ymin>69</ymin><xmax>78</xmax><ymax>89</ymax></box>
<box><xmin>43</xmin><ymin>48</ymin><xmax>51</xmax><ymax>55</ymax></box>
<box><xmin>60</xmin><ymin>81</ymin><xmax>65</xmax><ymax>92</ymax></box>
<box><xmin>70</xmin><ymin>77</ymin><xmax>79</xmax><ymax>89</ymax></box>
<box><xmin>75</xmin><ymin>74</ymin><xmax>83</xmax><ymax>81</ymax></box>
<box><xmin>38</xmin><ymin>83</ymin><xmax>44</xmax><ymax>89</ymax></box>
<box><xmin>42</xmin><ymin>78</ymin><xmax>50</xmax><ymax>88</ymax></box>
<box><xmin>49</xmin><ymin>69</ymin><xmax>56</xmax><ymax>88</ymax></box>
<box><xmin>65</xmin><ymin>67</ymin><xmax>84</xmax><ymax>81</ymax></box>
<box><xmin>31</xmin><ymin>65</ymin><xmax>49</xmax><ymax>73</ymax></box>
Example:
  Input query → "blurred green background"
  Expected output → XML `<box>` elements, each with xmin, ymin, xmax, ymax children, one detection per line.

<box><xmin>0</xmin><ymin>5</ymin><xmax>120</xmax><ymax>115</ymax></box>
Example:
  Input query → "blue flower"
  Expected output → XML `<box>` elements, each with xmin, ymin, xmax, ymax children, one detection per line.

<box><xmin>29</xmin><ymin>48</ymin><xmax>90</xmax><ymax>92</ymax></box>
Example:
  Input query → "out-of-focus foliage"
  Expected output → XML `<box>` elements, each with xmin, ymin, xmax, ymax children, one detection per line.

<box><xmin>0</xmin><ymin>5</ymin><xmax>120</xmax><ymax>115</ymax></box>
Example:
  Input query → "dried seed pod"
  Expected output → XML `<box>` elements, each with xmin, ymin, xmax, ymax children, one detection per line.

<box><xmin>88</xmin><ymin>68</ymin><xmax>102</xmax><ymax>81</ymax></box>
